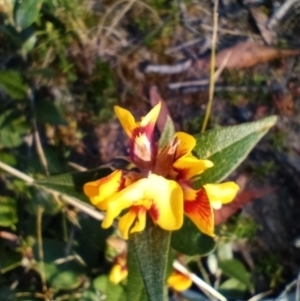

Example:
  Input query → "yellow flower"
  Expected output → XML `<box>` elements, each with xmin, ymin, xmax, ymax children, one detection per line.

<box><xmin>83</xmin><ymin>102</ymin><xmax>239</xmax><ymax>239</ymax></box>
<box><xmin>167</xmin><ymin>270</ymin><xmax>192</xmax><ymax>292</ymax></box>
<box><xmin>109</xmin><ymin>254</ymin><xmax>128</xmax><ymax>284</ymax></box>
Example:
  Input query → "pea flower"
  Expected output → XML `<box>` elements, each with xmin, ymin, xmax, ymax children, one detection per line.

<box><xmin>109</xmin><ymin>253</ymin><xmax>128</xmax><ymax>284</ymax></box>
<box><xmin>167</xmin><ymin>270</ymin><xmax>192</xmax><ymax>292</ymax></box>
<box><xmin>84</xmin><ymin>102</ymin><xmax>239</xmax><ymax>239</ymax></box>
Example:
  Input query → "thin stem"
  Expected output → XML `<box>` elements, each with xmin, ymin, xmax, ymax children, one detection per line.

<box><xmin>201</xmin><ymin>0</ymin><xmax>219</xmax><ymax>133</ymax></box>
<box><xmin>37</xmin><ymin>206</ymin><xmax>47</xmax><ymax>292</ymax></box>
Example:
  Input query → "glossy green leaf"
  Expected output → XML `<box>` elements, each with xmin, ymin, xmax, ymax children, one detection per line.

<box><xmin>93</xmin><ymin>275</ymin><xmax>125</xmax><ymax>301</ymax></box>
<box><xmin>35</xmin><ymin>167</ymin><xmax>113</xmax><ymax>202</ymax></box>
<box><xmin>129</xmin><ymin>220</ymin><xmax>170</xmax><ymax>301</ymax></box>
<box><xmin>171</xmin><ymin>217</ymin><xmax>215</xmax><ymax>256</ymax></box>
<box><xmin>0</xmin><ymin>70</ymin><xmax>28</xmax><ymax>99</ymax></box>
<box><xmin>193</xmin><ymin>116</ymin><xmax>277</xmax><ymax>186</ymax></box>
<box><xmin>219</xmin><ymin>259</ymin><xmax>253</xmax><ymax>291</ymax></box>
<box><xmin>14</xmin><ymin>0</ymin><xmax>43</xmax><ymax>30</ymax></box>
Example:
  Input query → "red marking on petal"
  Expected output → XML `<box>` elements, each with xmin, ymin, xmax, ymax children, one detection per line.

<box><xmin>184</xmin><ymin>188</ymin><xmax>212</xmax><ymax>226</ymax></box>
<box><xmin>149</xmin><ymin>202</ymin><xmax>160</xmax><ymax>221</ymax></box>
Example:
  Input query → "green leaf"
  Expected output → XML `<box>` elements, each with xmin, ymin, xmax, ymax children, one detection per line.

<box><xmin>158</xmin><ymin>117</ymin><xmax>175</xmax><ymax>149</ymax></box>
<box><xmin>0</xmin><ymin>152</ymin><xmax>17</xmax><ymax>166</ymax></box>
<box><xmin>0</xmin><ymin>196</ymin><xmax>18</xmax><ymax>229</ymax></box>
<box><xmin>93</xmin><ymin>275</ymin><xmax>125</xmax><ymax>301</ymax></box>
<box><xmin>35</xmin><ymin>100</ymin><xmax>66</xmax><ymax>125</ymax></box>
<box><xmin>129</xmin><ymin>220</ymin><xmax>170</xmax><ymax>301</ymax></box>
<box><xmin>76</xmin><ymin>218</ymin><xmax>113</xmax><ymax>268</ymax></box>
<box><xmin>219</xmin><ymin>259</ymin><xmax>253</xmax><ymax>291</ymax></box>
<box><xmin>126</xmin><ymin>242</ymin><xmax>147</xmax><ymax>301</ymax></box>
<box><xmin>171</xmin><ymin>217</ymin><xmax>215</xmax><ymax>256</ymax></box>
<box><xmin>51</xmin><ymin>270</ymin><xmax>82</xmax><ymax>291</ymax></box>
<box><xmin>0</xmin><ymin>70</ymin><xmax>28</xmax><ymax>100</ymax></box>
<box><xmin>193</xmin><ymin>116</ymin><xmax>277</xmax><ymax>186</ymax></box>
<box><xmin>35</xmin><ymin>167</ymin><xmax>113</xmax><ymax>202</ymax></box>
<box><xmin>14</xmin><ymin>0</ymin><xmax>43</xmax><ymax>30</ymax></box>
<box><xmin>219</xmin><ymin>278</ymin><xmax>247</xmax><ymax>291</ymax></box>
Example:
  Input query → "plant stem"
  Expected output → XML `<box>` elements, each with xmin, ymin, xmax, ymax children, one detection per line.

<box><xmin>201</xmin><ymin>0</ymin><xmax>219</xmax><ymax>133</ymax></box>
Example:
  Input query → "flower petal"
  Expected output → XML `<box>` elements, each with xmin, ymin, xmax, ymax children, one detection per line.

<box><xmin>146</xmin><ymin>174</ymin><xmax>184</xmax><ymax>231</ymax></box>
<box><xmin>183</xmin><ymin>186</ymin><xmax>214</xmax><ymax>237</ymax></box>
<box><xmin>83</xmin><ymin>170</ymin><xmax>125</xmax><ymax>210</ymax></box>
<box><xmin>118</xmin><ymin>207</ymin><xmax>140</xmax><ymax>240</ymax></box>
<box><xmin>114</xmin><ymin>106</ymin><xmax>136</xmax><ymax>138</ymax></box>
<box><xmin>174</xmin><ymin>132</ymin><xmax>196</xmax><ymax>160</ymax></box>
<box><xmin>109</xmin><ymin>261</ymin><xmax>128</xmax><ymax>284</ymax></box>
<box><xmin>102</xmin><ymin>174</ymin><xmax>184</xmax><ymax>235</ymax></box>
<box><xmin>204</xmin><ymin>182</ymin><xmax>239</xmax><ymax>209</ymax></box>
<box><xmin>140</xmin><ymin>102</ymin><xmax>161</xmax><ymax>134</ymax></box>
<box><xmin>168</xmin><ymin>271</ymin><xmax>192</xmax><ymax>292</ymax></box>
<box><xmin>173</xmin><ymin>155</ymin><xmax>214</xmax><ymax>180</ymax></box>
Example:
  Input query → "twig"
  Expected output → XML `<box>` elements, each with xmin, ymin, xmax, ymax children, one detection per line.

<box><xmin>0</xmin><ymin>161</ymin><xmax>104</xmax><ymax>221</ymax></box>
<box><xmin>37</xmin><ymin>206</ymin><xmax>47</xmax><ymax>292</ymax></box>
<box><xmin>248</xmin><ymin>290</ymin><xmax>273</xmax><ymax>301</ymax></box>
<box><xmin>267</xmin><ymin>0</ymin><xmax>298</xmax><ymax>30</ymax></box>
<box><xmin>0</xmin><ymin>161</ymin><xmax>34</xmax><ymax>184</ymax></box>
<box><xmin>173</xmin><ymin>260</ymin><xmax>227</xmax><ymax>301</ymax></box>
<box><xmin>143</xmin><ymin>59</ymin><xmax>193</xmax><ymax>74</ymax></box>
<box><xmin>201</xmin><ymin>0</ymin><xmax>219</xmax><ymax>133</ymax></box>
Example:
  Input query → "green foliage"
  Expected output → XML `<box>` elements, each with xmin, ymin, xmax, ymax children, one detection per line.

<box><xmin>194</xmin><ymin>115</ymin><xmax>277</xmax><ymax>186</ymax></box>
<box><xmin>171</xmin><ymin>116</ymin><xmax>276</xmax><ymax>256</ymax></box>
<box><xmin>14</xmin><ymin>0</ymin><xmax>43</xmax><ymax>30</ymax></box>
<box><xmin>93</xmin><ymin>275</ymin><xmax>125</xmax><ymax>301</ymax></box>
<box><xmin>171</xmin><ymin>217</ymin><xmax>215</xmax><ymax>256</ymax></box>
<box><xmin>129</xmin><ymin>221</ymin><xmax>170</xmax><ymax>301</ymax></box>
<box><xmin>0</xmin><ymin>110</ymin><xmax>29</xmax><ymax>148</ymax></box>
<box><xmin>0</xmin><ymin>70</ymin><xmax>28</xmax><ymax>100</ymax></box>
<box><xmin>0</xmin><ymin>196</ymin><xmax>18</xmax><ymax>229</ymax></box>
<box><xmin>219</xmin><ymin>259</ymin><xmax>253</xmax><ymax>292</ymax></box>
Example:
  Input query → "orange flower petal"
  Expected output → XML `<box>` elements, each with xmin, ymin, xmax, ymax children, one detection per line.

<box><xmin>173</xmin><ymin>155</ymin><xmax>214</xmax><ymax>180</ymax></box>
<box><xmin>114</xmin><ymin>106</ymin><xmax>136</xmax><ymax>138</ymax></box>
<box><xmin>174</xmin><ymin>132</ymin><xmax>196</xmax><ymax>160</ymax></box>
<box><xmin>140</xmin><ymin>102</ymin><xmax>161</xmax><ymax>132</ymax></box>
<box><xmin>83</xmin><ymin>170</ymin><xmax>125</xmax><ymax>210</ymax></box>
<box><xmin>204</xmin><ymin>182</ymin><xmax>239</xmax><ymax>209</ymax></box>
<box><xmin>168</xmin><ymin>271</ymin><xmax>192</xmax><ymax>292</ymax></box>
<box><xmin>183</xmin><ymin>186</ymin><xmax>214</xmax><ymax>237</ymax></box>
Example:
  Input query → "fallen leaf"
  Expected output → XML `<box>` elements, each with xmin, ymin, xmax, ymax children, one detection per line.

<box><xmin>196</xmin><ymin>41</ymin><xmax>300</xmax><ymax>70</ymax></box>
<box><xmin>214</xmin><ymin>187</ymin><xmax>276</xmax><ymax>225</ymax></box>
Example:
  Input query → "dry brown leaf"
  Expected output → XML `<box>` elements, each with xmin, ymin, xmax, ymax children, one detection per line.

<box><xmin>149</xmin><ymin>86</ymin><xmax>173</xmax><ymax>134</ymax></box>
<box><xmin>272</xmin><ymin>93</ymin><xmax>294</xmax><ymax>116</ymax></box>
<box><xmin>196</xmin><ymin>41</ymin><xmax>300</xmax><ymax>70</ymax></box>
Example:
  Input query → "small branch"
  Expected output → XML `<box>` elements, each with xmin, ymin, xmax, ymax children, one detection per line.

<box><xmin>0</xmin><ymin>161</ymin><xmax>104</xmax><ymax>221</ymax></box>
<box><xmin>0</xmin><ymin>161</ymin><xmax>34</xmax><ymax>184</ymax></box>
